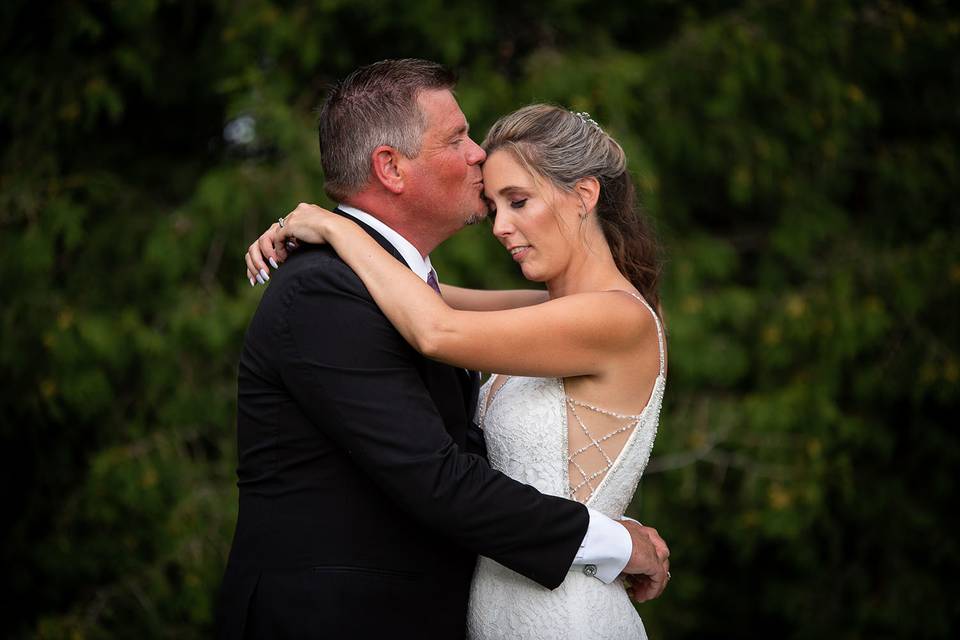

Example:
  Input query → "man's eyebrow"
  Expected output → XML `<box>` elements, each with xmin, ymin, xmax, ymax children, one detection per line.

<box><xmin>450</xmin><ymin>121</ymin><xmax>469</xmax><ymax>136</ymax></box>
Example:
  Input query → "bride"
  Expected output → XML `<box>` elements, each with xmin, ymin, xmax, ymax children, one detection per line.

<box><xmin>247</xmin><ymin>104</ymin><xmax>667</xmax><ymax>639</ymax></box>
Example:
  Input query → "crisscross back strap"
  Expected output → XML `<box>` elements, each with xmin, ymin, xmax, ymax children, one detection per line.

<box><xmin>565</xmin><ymin>291</ymin><xmax>666</xmax><ymax>502</ymax></box>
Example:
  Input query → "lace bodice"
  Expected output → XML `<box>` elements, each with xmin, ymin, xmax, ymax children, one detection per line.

<box><xmin>467</xmin><ymin>292</ymin><xmax>665</xmax><ymax>639</ymax></box>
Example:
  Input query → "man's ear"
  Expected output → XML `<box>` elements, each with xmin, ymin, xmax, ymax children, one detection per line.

<box><xmin>371</xmin><ymin>145</ymin><xmax>405</xmax><ymax>194</ymax></box>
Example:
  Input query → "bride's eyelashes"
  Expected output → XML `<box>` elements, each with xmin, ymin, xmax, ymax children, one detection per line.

<box><xmin>483</xmin><ymin>197</ymin><xmax>527</xmax><ymax>219</ymax></box>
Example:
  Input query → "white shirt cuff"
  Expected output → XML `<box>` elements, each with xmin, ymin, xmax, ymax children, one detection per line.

<box><xmin>571</xmin><ymin>508</ymin><xmax>632</xmax><ymax>583</ymax></box>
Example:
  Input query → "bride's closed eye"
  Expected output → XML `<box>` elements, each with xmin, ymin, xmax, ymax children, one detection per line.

<box><xmin>510</xmin><ymin>199</ymin><xmax>528</xmax><ymax>209</ymax></box>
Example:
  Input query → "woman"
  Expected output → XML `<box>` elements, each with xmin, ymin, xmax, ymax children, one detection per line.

<box><xmin>247</xmin><ymin>105</ymin><xmax>666</xmax><ymax>639</ymax></box>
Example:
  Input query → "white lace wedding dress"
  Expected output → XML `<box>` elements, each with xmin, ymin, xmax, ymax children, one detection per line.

<box><xmin>467</xmin><ymin>293</ymin><xmax>666</xmax><ymax>640</ymax></box>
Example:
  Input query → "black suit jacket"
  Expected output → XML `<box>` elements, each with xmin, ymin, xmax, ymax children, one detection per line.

<box><xmin>217</xmin><ymin>212</ymin><xmax>589</xmax><ymax>639</ymax></box>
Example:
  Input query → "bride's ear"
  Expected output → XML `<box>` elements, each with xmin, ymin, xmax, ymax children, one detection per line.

<box><xmin>574</xmin><ymin>176</ymin><xmax>600</xmax><ymax>216</ymax></box>
<box><xmin>371</xmin><ymin>145</ymin><xmax>405</xmax><ymax>194</ymax></box>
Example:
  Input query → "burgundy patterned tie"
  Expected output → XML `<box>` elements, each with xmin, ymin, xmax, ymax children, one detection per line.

<box><xmin>426</xmin><ymin>270</ymin><xmax>441</xmax><ymax>295</ymax></box>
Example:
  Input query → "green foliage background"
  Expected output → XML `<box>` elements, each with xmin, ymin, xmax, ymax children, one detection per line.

<box><xmin>2</xmin><ymin>0</ymin><xmax>958</xmax><ymax>637</ymax></box>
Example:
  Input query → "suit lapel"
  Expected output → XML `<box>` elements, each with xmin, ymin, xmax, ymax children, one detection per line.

<box><xmin>333</xmin><ymin>207</ymin><xmax>479</xmax><ymax>419</ymax></box>
<box><xmin>332</xmin><ymin>207</ymin><xmax>408</xmax><ymax>266</ymax></box>
<box><xmin>460</xmin><ymin>369</ymin><xmax>480</xmax><ymax>421</ymax></box>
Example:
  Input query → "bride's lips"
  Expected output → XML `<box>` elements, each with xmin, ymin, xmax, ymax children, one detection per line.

<box><xmin>508</xmin><ymin>245</ymin><xmax>531</xmax><ymax>262</ymax></box>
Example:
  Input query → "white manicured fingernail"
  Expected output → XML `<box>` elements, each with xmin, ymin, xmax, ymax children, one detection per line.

<box><xmin>256</xmin><ymin>274</ymin><xmax>264</xmax><ymax>284</ymax></box>
<box><xmin>249</xmin><ymin>277</ymin><xmax>256</xmax><ymax>287</ymax></box>
<box><xmin>269</xmin><ymin>257</ymin><xmax>279</xmax><ymax>269</ymax></box>
<box><xmin>259</xmin><ymin>268</ymin><xmax>270</xmax><ymax>281</ymax></box>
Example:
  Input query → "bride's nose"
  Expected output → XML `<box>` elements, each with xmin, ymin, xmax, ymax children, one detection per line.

<box><xmin>492</xmin><ymin>210</ymin><xmax>514</xmax><ymax>239</ymax></box>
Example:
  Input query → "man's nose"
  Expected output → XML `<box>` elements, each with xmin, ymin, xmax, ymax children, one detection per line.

<box><xmin>466</xmin><ymin>137</ymin><xmax>486</xmax><ymax>165</ymax></box>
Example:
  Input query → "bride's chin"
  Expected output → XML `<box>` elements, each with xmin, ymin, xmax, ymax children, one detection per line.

<box><xmin>519</xmin><ymin>264</ymin><xmax>545</xmax><ymax>282</ymax></box>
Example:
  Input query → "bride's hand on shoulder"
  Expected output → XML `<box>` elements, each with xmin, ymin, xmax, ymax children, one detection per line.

<box><xmin>244</xmin><ymin>203</ymin><xmax>339</xmax><ymax>285</ymax></box>
<box><xmin>277</xmin><ymin>202</ymin><xmax>341</xmax><ymax>246</ymax></box>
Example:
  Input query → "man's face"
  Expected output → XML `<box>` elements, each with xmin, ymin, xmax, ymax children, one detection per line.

<box><xmin>403</xmin><ymin>89</ymin><xmax>487</xmax><ymax>234</ymax></box>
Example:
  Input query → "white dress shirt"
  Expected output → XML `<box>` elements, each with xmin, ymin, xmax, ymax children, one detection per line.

<box><xmin>338</xmin><ymin>204</ymin><xmax>633</xmax><ymax>584</ymax></box>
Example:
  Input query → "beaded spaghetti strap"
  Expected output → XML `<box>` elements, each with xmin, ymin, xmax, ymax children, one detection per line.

<box><xmin>566</xmin><ymin>291</ymin><xmax>665</xmax><ymax>502</ymax></box>
<box><xmin>623</xmin><ymin>291</ymin><xmax>665</xmax><ymax>377</ymax></box>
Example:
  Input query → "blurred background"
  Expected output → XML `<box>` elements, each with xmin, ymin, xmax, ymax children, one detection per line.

<box><xmin>2</xmin><ymin>0</ymin><xmax>958</xmax><ymax>637</ymax></box>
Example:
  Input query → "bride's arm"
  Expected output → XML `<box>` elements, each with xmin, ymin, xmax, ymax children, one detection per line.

<box><xmin>244</xmin><ymin>219</ymin><xmax>547</xmax><ymax>311</ymax></box>
<box><xmin>275</xmin><ymin>204</ymin><xmax>650</xmax><ymax>378</ymax></box>
<box><xmin>439</xmin><ymin>284</ymin><xmax>548</xmax><ymax>311</ymax></box>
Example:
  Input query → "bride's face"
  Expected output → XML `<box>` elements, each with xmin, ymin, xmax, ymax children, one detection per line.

<box><xmin>482</xmin><ymin>150</ymin><xmax>582</xmax><ymax>283</ymax></box>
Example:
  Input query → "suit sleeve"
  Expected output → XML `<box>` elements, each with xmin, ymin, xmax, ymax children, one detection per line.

<box><xmin>277</xmin><ymin>258</ymin><xmax>588</xmax><ymax>589</ymax></box>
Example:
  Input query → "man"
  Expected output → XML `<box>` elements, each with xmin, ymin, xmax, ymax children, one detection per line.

<box><xmin>219</xmin><ymin>59</ymin><xmax>669</xmax><ymax>639</ymax></box>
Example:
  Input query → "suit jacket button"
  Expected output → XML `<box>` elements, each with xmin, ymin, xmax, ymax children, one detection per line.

<box><xmin>583</xmin><ymin>564</ymin><xmax>597</xmax><ymax>577</ymax></box>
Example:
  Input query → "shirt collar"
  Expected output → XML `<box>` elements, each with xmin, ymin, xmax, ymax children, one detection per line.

<box><xmin>337</xmin><ymin>204</ymin><xmax>434</xmax><ymax>282</ymax></box>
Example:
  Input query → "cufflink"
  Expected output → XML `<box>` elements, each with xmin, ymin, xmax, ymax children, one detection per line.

<box><xmin>583</xmin><ymin>564</ymin><xmax>597</xmax><ymax>577</ymax></box>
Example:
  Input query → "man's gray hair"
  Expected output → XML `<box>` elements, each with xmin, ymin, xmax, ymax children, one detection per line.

<box><xmin>317</xmin><ymin>59</ymin><xmax>457</xmax><ymax>201</ymax></box>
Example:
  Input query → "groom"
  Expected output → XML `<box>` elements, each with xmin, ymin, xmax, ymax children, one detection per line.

<box><xmin>218</xmin><ymin>59</ymin><xmax>669</xmax><ymax>639</ymax></box>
